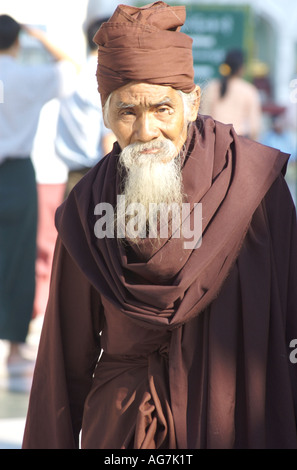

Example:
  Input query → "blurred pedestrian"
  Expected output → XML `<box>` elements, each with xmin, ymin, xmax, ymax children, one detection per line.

<box><xmin>260</xmin><ymin>109</ymin><xmax>296</xmax><ymax>160</ymax></box>
<box><xmin>55</xmin><ymin>17</ymin><xmax>115</xmax><ymax>197</ymax></box>
<box><xmin>201</xmin><ymin>49</ymin><xmax>262</xmax><ymax>140</ymax></box>
<box><xmin>0</xmin><ymin>15</ymin><xmax>77</xmax><ymax>367</ymax></box>
<box><xmin>31</xmin><ymin>99</ymin><xmax>69</xmax><ymax>323</ymax></box>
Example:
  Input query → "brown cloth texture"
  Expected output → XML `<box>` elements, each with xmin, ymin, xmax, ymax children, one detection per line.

<box><xmin>23</xmin><ymin>116</ymin><xmax>297</xmax><ymax>449</ymax></box>
<box><xmin>94</xmin><ymin>2</ymin><xmax>196</xmax><ymax>105</ymax></box>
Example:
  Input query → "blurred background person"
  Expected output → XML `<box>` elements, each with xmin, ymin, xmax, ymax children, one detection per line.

<box><xmin>30</xmin><ymin>99</ymin><xmax>69</xmax><ymax>329</ymax></box>
<box><xmin>30</xmin><ymin>15</ymin><xmax>115</xmax><ymax>337</ymax></box>
<box><xmin>200</xmin><ymin>48</ymin><xmax>262</xmax><ymax>141</ymax></box>
<box><xmin>260</xmin><ymin>108</ymin><xmax>296</xmax><ymax>159</ymax></box>
<box><xmin>55</xmin><ymin>16</ymin><xmax>115</xmax><ymax>197</ymax></box>
<box><xmin>0</xmin><ymin>14</ymin><xmax>77</xmax><ymax>368</ymax></box>
<box><xmin>260</xmin><ymin>107</ymin><xmax>297</xmax><ymax>202</ymax></box>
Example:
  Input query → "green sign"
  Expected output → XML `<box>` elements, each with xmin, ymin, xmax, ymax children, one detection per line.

<box><xmin>181</xmin><ymin>5</ymin><xmax>254</xmax><ymax>82</ymax></box>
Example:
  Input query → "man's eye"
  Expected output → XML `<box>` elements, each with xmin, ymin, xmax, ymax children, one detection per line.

<box><xmin>156</xmin><ymin>107</ymin><xmax>173</xmax><ymax>114</ymax></box>
<box><xmin>121</xmin><ymin>109</ymin><xmax>135</xmax><ymax>116</ymax></box>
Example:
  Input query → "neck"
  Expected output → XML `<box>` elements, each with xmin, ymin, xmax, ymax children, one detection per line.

<box><xmin>0</xmin><ymin>42</ymin><xmax>19</xmax><ymax>58</ymax></box>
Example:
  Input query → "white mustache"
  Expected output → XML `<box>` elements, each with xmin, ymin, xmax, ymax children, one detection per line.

<box><xmin>129</xmin><ymin>140</ymin><xmax>173</xmax><ymax>152</ymax></box>
<box><xmin>120</xmin><ymin>139</ymin><xmax>177</xmax><ymax>166</ymax></box>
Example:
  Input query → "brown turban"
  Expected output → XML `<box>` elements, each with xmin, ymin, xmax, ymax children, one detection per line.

<box><xmin>93</xmin><ymin>1</ymin><xmax>196</xmax><ymax>105</ymax></box>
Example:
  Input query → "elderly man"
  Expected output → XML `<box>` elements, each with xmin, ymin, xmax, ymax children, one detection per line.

<box><xmin>23</xmin><ymin>2</ymin><xmax>297</xmax><ymax>449</ymax></box>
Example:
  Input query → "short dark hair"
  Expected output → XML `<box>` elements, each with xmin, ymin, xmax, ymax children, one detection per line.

<box><xmin>86</xmin><ymin>17</ymin><xmax>109</xmax><ymax>51</ymax></box>
<box><xmin>0</xmin><ymin>14</ymin><xmax>21</xmax><ymax>50</ymax></box>
<box><xmin>225</xmin><ymin>49</ymin><xmax>245</xmax><ymax>75</ymax></box>
<box><xmin>220</xmin><ymin>49</ymin><xmax>245</xmax><ymax>98</ymax></box>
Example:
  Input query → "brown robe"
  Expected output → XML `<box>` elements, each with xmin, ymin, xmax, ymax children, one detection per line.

<box><xmin>22</xmin><ymin>117</ymin><xmax>297</xmax><ymax>449</ymax></box>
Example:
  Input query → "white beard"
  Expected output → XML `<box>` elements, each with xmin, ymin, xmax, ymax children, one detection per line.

<box><xmin>118</xmin><ymin>139</ymin><xmax>184</xmax><ymax>215</ymax></box>
<box><xmin>116</xmin><ymin>139</ymin><xmax>185</xmax><ymax>243</ymax></box>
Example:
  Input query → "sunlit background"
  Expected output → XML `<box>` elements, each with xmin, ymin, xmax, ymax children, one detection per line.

<box><xmin>1</xmin><ymin>0</ymin><xmax>296</xmax><ymax>182</ymax></box>
<box><xmin>1</xmin><ymin>0</ymin><xmax>297</xmax><ymax>104</ymax></box>
<box><xmin>1</xmin><ymin>0</ymin><xmax>297</xmax><ymax>137</ymax></box>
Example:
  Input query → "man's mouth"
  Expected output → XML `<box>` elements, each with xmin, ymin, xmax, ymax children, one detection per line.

<box><xmin>140</xmin><ymin>148</ymin><xmax>160</xmax><ymax>155</ymax></box>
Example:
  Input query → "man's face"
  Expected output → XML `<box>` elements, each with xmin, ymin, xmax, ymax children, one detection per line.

<box><xmin>106</xmin><ymin>82</ymin><xmax>200</xmax><ymax>237</ymax></box>
<box><xmin>107</xmin><ymin>82</ymin><xmax>189</xmax><ymax>161</ymax></box>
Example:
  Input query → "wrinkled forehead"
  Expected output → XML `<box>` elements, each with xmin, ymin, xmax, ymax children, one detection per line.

<box><xmin>109</xmin><ymin>82</ymin><xmax>182</xmax><ymax>110</ymax></box>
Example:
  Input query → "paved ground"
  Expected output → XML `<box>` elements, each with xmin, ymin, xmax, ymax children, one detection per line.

<box><xmin>0</xmin><ymin>318</ymin><xmax>42</xmax><ymax>449</ymax></box>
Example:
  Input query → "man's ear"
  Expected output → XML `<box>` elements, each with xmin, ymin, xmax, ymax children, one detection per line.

<box><xmin>103</xmin><ymin>113</ymin><xmax>110</xmax><ymax>129</ymax></box>
<box><xmin>188</xmin><ymin>85</ymin><xmax>201</xmax><ymax>122</ymax></box>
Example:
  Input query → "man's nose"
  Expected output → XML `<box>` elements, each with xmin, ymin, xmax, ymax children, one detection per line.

<box><xmin>134</xmin><ymin>114</ymin><xmax>159</xmax><ymax>142</ymax></box>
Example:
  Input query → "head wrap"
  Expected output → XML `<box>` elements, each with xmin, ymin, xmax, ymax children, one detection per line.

<box><xmin>93</xmin><ymin>1</ymin><xmax>196</xmax><ymax>105</ymax></box>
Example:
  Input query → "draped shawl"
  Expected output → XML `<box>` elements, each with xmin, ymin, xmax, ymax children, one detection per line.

<box><xmin>23</xmin><ymin>117</ymin><xmax>297</xmax><ymax>449</ymax></box>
